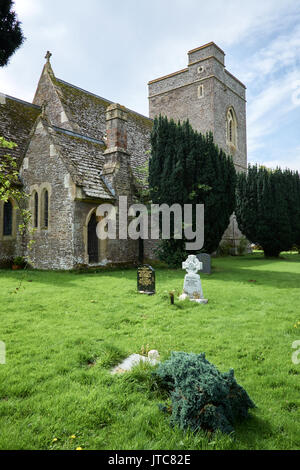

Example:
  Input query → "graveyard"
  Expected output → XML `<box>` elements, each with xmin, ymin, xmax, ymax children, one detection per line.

<box><xmin>0</xmin><ymin>252</ymin><xmax>299</xmax><ymax>450</ymax></box>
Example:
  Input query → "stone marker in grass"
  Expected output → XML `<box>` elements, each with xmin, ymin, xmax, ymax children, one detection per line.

<box><xmin>179</xmin><ymin>255</ymin><xmax>208</xmax><ymax>304</ymax></box>
<box><xmin>111</xmin><ymin>350</ymin><xmax>160</xmax><ymax>374</ymax></box>
<box><xmin>137</xmin><ymin>264</ymin><xmax>155</xmax><ymax>295</ymax></box>
<box><xmin>196</xmin><ymin>253</ymin><xmax>211</xmax><ymax>275</ymax></box>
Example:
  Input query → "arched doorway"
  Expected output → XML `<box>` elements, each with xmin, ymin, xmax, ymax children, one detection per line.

<box><xmin>88</xmin><ymin>212</ymin><xmax>98</xmax><ymax>263</ymax></box>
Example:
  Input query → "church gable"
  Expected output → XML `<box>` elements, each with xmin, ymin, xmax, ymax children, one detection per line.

<box><xmin>33</xmin><ymin>58</ymin><xmax>76</xmax><ymax>134</ymax></box>
<box><xmin>32</xmin><ymin>54</ymin><xmax>153</xmax><ymax>189</ymax></box>
<box><xmin>21</xmin><ymin>115</ymin><xmax>114</xmax><ymax>202</ymax></box>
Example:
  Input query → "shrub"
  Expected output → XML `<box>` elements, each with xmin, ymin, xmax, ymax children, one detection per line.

<box><xmin>236</xmin><ymin>165</ymin><xmax>300</xmax><ymax>258</ymax></box>
<box><xmin>237</xmin><ymin>236</ymin><xmax>249</xmax><ymax>256</ymax></box>
<box><xmin>155</xmin><ymin>239</ymin><xmax>188</xmax><ymax>268</ymax></box>
<box><xmin>154</xmin><ymin>351</ymin><xmax>255</xmax><ymax>435</ymax></box>
<box><xmin>13</xmin><ymin>256</ymin><xmax>26</xmax><ymax>267</ymax></box>
<box><xmin>217</xmin><ymin>240</ymin><xmax>234</xmax><ymax>257</ymax></box>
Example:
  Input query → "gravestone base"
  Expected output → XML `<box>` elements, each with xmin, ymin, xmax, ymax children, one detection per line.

<box><xmin>191</xmin><ymin>298</ymin><xmax>208</xmax><ymax>304</ymax></box>
<box><xmin>179</xmin><ymin>292</ymin><xmax>208</xmax><ymax>304</ymax></box>
<box><xmin>138</xmin><ymin>290</ymin><xmax>155</xmax><ymax>295</ymax></box>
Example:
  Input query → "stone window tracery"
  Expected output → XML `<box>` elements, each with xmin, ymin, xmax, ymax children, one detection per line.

<box><xmin>226</xmin><ymin>107</ymin><xmax>237</xmax><ymax>147</ymax></box>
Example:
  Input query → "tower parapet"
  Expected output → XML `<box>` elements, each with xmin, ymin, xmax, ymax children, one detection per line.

<box><xmin>188</xmin><ymin>42</ymin><xmax>225</xmax><ymax>65</ymax></box>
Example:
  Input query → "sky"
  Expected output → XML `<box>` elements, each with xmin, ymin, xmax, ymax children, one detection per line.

<box><xmin>1</xmin><ymin>0</ymin><xmax>300</xmax><ymax>171</ymax></box>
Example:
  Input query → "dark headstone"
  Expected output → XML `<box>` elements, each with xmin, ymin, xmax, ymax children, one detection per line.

<box><xmin>196</xmin><ymin>253</ymin><xmax>211</xmax><ymax>275</ymax></box>
<box><xmin>137</xmin><ymin>264</ymin><xmax>155</xmax><ymax>294</ymax></box>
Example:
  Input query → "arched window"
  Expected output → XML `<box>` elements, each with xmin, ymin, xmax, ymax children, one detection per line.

<box><xmin>3</xmin><ymin>200</ymin><xmax>13</xmax><ymax>236</ymax></box>
<box><xmin>88</xmin><ymin>212</ymin><xmax>98</xmax><ymax>263</ymax></box>
<box><xmin>34</xmin><ymin>192</ymin><xmax>38</xmax><ymax>228</ymax></box>
<box><xmin>43</xmin><ymin>190</ymin><xmax>49</xmax><ymax>228</ymax></box>
<box><xmin>226</xmin><ymin>107</ymin><xmax>237</xmax><ymax>147</ymax></box>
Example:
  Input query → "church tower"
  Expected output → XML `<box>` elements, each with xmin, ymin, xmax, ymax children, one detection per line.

<box><xmin>148</xmin><ymin>42</ymin><xmax>247</xmax><ymax>173</ymax></box>
<box><xmin>148</xmin><ymin>42</ymin><xmax>247</xmax><ymax>251</ymax></box>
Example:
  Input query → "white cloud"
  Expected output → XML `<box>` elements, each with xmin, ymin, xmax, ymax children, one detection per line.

<box><xmin>14</xmin><ymin>0</ymin><xmax>42</xmax><ymax>20</ymax></box>
<box><xmin>250</xmin><ymin>146</ymin><xmax>300</xmax><ymax>172</ymax></box>
<box><xmin>235</xmin><ymin>19</ymin><xmax>300</xmax><ymax>162</ymax></box>
<box><xmin>238</xmin><ymin>22</ymin><xmax>300</xmax><ymax>84</ymax></box>
<box><xmin>247</xmin><ymin>70</ymin><xmax>300</xmax><ymax>156</ymax></box>
<box><xmin>39</xmin><ymin>24</ymin><xmax>68</xmax><ymax>41</ymax></box>
<box><xmin>0</xmin><ymin>74</ymin><xmax>33</xmax><ymax>103</ymax></box>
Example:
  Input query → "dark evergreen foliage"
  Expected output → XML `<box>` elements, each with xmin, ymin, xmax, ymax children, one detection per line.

<box><xmin>155</xmin><ymin>351</ymin><xmax>255</xmax><ymax>435</ymax></box>
<box><xmin>0</xmin><ymin>0</ymin><xmax>25</xmax><ymax>67</ymax></box>
<box><xmin>236</xmin><ymin>165</ymin><xmax>300</xmax><ymax>257</ymax></box>
<box><xmin>149</xmin><ymin>116</ymin><xmax>236</xmax><ymax>266</ymax></box>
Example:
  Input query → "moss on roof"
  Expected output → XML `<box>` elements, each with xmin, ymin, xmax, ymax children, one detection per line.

<box><xmin>48</xmin><ymin>126</ymin><xmax>112</xmax><ymax>200</ymax></box>
<box><xmin>54</xmin><ymin>77</ymin><xmax>112</xmax><ymax>109</ymax></box>
<box><xmin>127</xmin><ymin>110</ymin><xmax>153</xmax><ymax>130</ymax></box>
<box><xmin>51</xmin><ymin>76</ymin><xmax>153</xmax><ymax>138</ymax></box>
<box><xmin>0</xmin><ymin>97</ymin><xmax>40</xmax><ymax>166</ymax></box>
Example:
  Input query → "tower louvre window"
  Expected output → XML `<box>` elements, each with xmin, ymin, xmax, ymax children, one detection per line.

<box><xmin>197</xmin><ymin>85</ymin><xmax>204</xmax><ymax>98</ymax></box>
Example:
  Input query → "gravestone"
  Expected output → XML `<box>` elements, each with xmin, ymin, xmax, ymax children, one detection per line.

<box><xmin>179</xmin><ymin>255</ymin><xmax>208</xmax><ymax>304</ymax></box>
<box><xmin>196</xmin><ymin>253</ymin><xmax>211</xmax><ymax>274</ymax></box>
<box><xmin>111</xmin><ymin>350</ymin><xmax>160</xmax><ymax>374</ymax></box>
<box><xmin>137</xmin><ymin>264</ymin><xmax>155</xmax><ymax>295</ymax></box>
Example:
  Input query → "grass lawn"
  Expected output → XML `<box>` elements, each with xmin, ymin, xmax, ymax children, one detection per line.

<box><xmin>0</xmin><ymin>253</ymin><xmax>299</xmax><ymax>450</ymax></box>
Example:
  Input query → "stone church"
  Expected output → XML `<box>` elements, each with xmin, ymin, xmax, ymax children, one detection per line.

<box><xmin>0</xmin><ymin>42</ymin><xmax>247</xmax><ymax>270</ymax></box>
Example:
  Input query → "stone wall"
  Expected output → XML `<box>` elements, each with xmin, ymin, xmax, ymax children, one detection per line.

<box><xmin>212</xmin><ymin>77</ymin><xmax>247</xmax><ymax>172</ymax></box>
<box><xmin>20</xmin><ymin>121</ymin><xmax>75</xmax><ymax>270</ymax></box>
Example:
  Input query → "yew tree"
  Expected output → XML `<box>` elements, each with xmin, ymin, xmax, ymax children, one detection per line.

<box><xmin>0</xmin><ymin>0</ymin><xmax>25</xmax><ymax>67</ymax></box>
<box><xmin>235</xmin><ymin>165</ymin><xmax>300</xmax><ymax>257</ymax></box>
<box><xmin>149</xmin><ymin>116</ymin><xmax>236</xmax><ymax>267</ymax></box>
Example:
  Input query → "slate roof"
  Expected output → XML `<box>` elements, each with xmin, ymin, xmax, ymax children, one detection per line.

<box><xmin>47</xmin><ymin>125</ymin><xmax>114</xmax><ymax>200</ymax></box>
<box><xmin>0</xmin><ymin>95</ymin><xmax>40</xmax><ymax>166</ymax></box>
<box><xmin>51</xmin><ymin>77</ymin><xmax>152</xmax><ymax>141</ymax></box>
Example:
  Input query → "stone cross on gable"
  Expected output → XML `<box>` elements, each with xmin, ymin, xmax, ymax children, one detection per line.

<box><xmin>182</xmin><ymin>255</ymin><xmax>202</xmax><ymax>274</ymax></box>
<box><xmin>45</xmin><ymin>51</ymin><xmax>52</xmax><ymax>62</ymax></box>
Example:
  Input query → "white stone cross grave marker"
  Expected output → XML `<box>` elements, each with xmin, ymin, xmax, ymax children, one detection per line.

<box><xmin>179</xmin><ymin>255</ymin><xmax>208</xmax><ymax>304</ymax></box>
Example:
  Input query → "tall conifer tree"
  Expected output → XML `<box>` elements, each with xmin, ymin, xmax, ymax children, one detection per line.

<box><xmin>0</xmin><ymin>0</ymin><xmax>25</xmax><ymax>67</ymax></box>
<box><xmin>149</xmin><ymin>116</ymin><xmax>236</xmax><ymax>266</ymax></box>
<box><xmin>236</xmin><ymin>165</ymin><xmax>300</xmax><ymax>257</ymax></box>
